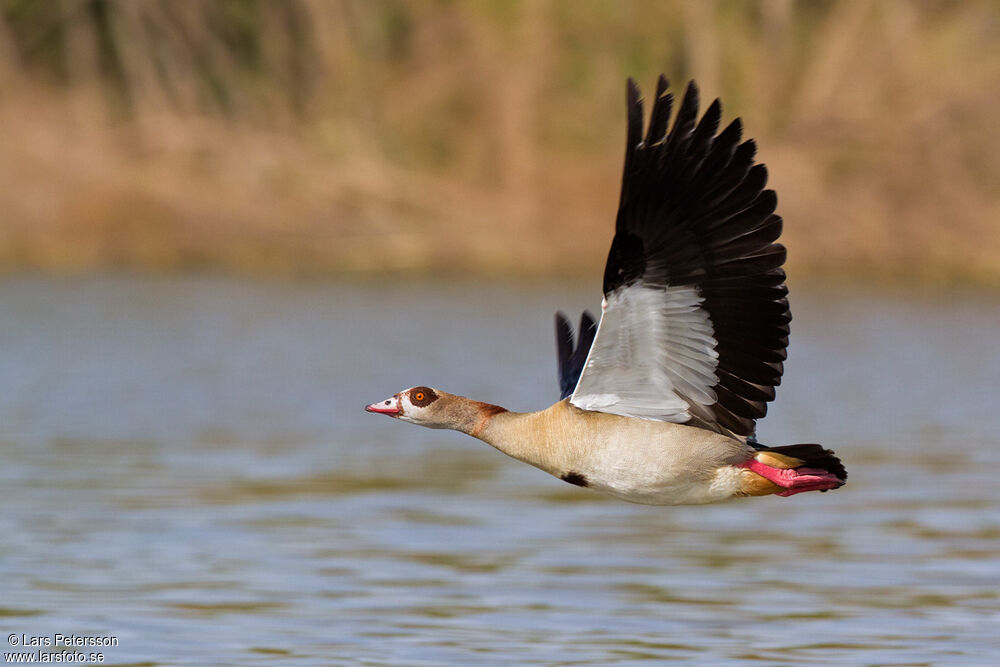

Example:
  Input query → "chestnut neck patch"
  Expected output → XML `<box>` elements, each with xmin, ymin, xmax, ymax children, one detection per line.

<box><xmin>410</xmin><ymin>386</ymin><xmax>438</xmax><ymax>407</ymax></box>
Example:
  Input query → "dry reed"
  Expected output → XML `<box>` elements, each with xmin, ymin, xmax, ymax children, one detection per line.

<box><xmin>1</xmin><ymin>0</ymin><xmax>998</xmax><ymax>284</ymax></box>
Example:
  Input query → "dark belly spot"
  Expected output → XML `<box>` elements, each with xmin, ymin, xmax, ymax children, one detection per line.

<box><xmin>560</xmin><ymin>471</ymin><xmax>589</xmax><ymax>487</ymax></box>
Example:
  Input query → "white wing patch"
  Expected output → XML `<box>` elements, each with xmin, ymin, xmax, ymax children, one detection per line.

<box><xmin>569</xmin><ymin>283</ymin><xmax>719</xmax><ymax>421</ymax></box>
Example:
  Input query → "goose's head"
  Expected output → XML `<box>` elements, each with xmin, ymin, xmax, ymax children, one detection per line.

<box><xmin>365</xmin><ymin>386</ymin><xmax>449</xmax><ymax>428</ymax></box>
<box><xmin>365</xmin><ymin>386</ymin><xmax>508</xmax><ymax>435</ymax></box>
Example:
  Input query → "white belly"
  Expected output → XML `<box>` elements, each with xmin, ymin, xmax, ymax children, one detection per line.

<box><xmin>554</xmin><ymin>418</ymin><xmax>752</xmax><ymax>505</ymax></box>
<box><xmin>585</xmin><ymin>460</ymin><xmax>745</xmax><ymax>505</ymax></box>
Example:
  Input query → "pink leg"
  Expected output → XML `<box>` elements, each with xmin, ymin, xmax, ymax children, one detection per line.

<box><xmin>737</xmin><ymin>460</ymin><xmax>843</xmax><ymax>497</ymax></box>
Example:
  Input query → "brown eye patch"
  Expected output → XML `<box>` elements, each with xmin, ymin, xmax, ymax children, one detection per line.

<box><xmin>410</xmin><ymin>386</ymin><xmax>438</xmax><ymax>407</ymax></box>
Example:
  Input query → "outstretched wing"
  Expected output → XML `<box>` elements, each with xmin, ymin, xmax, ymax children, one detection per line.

<box><xmin>554</xmin><ymin>311</ymin><xmax>597</xmax><ymax>399</ymax></box>
<box><xmin>570</xmin><ymin>76</ymin><xmax>790</xmax><ymax>437</ymax></box>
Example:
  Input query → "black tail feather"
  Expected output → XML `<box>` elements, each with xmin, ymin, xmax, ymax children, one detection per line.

<box><xmin>764</xmin><ymin>444</ymin><xmax>847</xmax><ymax>482</ymax></box>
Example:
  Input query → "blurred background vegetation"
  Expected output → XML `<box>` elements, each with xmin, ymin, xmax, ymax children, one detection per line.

<box><xmin>1</xmin><ymin>0</ymin><xmax>998</xmax><ymax>284</ymax></box>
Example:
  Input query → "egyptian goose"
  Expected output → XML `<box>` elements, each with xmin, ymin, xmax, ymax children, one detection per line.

<box><xmin>366</xmin><ymin>76</ymin><xmax>846</xmax><ymax>505</ymax></box>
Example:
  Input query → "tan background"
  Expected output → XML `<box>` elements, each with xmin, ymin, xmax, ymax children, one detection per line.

<box><xmin>1</xmin><ymin>0</ymin><xmax>998</xmax><ymax>284</ymax></box>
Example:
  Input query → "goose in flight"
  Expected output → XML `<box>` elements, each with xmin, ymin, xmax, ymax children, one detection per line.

<box><xmin>366</xmin><ymin>76</ymin><xmax>846</xmax><ymax>505</ymax></box>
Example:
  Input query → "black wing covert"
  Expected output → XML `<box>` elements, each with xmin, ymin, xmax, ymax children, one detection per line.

<box><xmin>555</xmin><ymin>311</ymin><xmax>597</xmax><ymax>400</ymax></box>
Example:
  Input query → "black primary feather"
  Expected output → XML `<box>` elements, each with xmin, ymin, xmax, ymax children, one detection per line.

<box><xmin>604</xmin><ymin>77</ymin><xmax>791</xmax><ymax>437</ymax></box>
<box><xmin>555</xmin><ymin>311</ymin><xmax>597</xmax><ymax>399</ymax></box>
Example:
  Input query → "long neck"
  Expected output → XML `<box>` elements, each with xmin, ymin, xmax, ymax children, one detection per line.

<box><xmin>460</xmin><ymin>401</ymin><xmax>570</xmax><ymax>474</ymax></box>
<box><xmin>445</xmin><ymin>398</ymin><xmax>511</xmax><ymax>440</ymax></box>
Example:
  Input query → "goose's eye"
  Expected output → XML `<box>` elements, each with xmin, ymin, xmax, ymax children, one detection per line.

<box><xmin>410</xmin><ymin>387</ymin><xmax>437</xmax><ymax>407</ymax></box>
